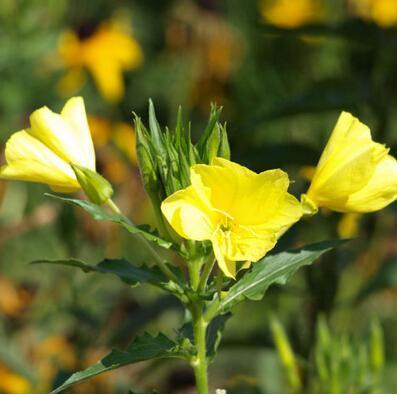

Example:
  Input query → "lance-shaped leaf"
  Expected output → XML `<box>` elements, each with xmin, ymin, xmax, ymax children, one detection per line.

<box><xmin>32</xmin><ymin>258</ymin><xmax>185</xmax><ymax>296</ymax></box>
<box><xmin>219</xmin><ymin>240</ymin><xmax>346</xmax><ymax>312</ymax></box>
<box><xmin>51</xmin><ymin>333</ymin><xmax>185</xmax><ymax>394</ymax></box>
<box><xmin>46</xmin><ymin>194</ymin><xmax>172</xmax><ymax>249</ymax></box>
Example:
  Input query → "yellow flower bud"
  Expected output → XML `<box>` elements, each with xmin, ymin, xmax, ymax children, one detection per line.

<box><xmin>0</xmin><ymin>97</ymin><xmax>96</xmax><ymax>193</ymax></box>
<box><xmin>303</xmin><ymin>111</ymin><xmax>397</xmax><ymax>213</ymax></box>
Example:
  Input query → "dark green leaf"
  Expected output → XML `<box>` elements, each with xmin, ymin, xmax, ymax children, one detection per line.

<box><xmin>46</xmin><ymin>194</ymin><xmax>172</xmax><ymax>249</ymax></box>
<box><xmin>51</xmin><ymin>333</ymin><xmax>184</xmax><ymax>394</ymax></box>
<box><xmin>219</xmin><ymin>240</ymin><xmax>346</xmax><ymax>311</ymax></box>
<box><xmin>206</xmin><ymin>313</ymin><xmax>231</xmax><ymax>361</ymax></box>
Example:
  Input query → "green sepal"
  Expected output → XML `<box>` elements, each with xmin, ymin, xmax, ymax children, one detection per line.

<box><xmin>70</xmin><ymin>164</ymin><xmax>113</xmax><ymax>205</ymax></box>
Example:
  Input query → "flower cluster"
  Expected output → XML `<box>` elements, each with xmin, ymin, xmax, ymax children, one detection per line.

<box><xmin>2</xmin><ymin>98</ymin><xmax>397</xmax><ymax>279</ymax></box>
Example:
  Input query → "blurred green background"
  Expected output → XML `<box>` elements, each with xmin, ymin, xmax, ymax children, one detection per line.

<box><xmin>1</xmin><ymin>0</ymin><xmax>397</xmax><ymax>392</ymax></box>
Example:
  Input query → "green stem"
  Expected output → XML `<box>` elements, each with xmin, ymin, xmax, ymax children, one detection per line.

<box><xmin>106</xmin><ymin>199</ymin><xmax>179</xmax><ymax>283</ymax></box>
<box><xmin>106</xmin><ymin>198</ymin><xmax>121</xmax><ymax>214</ymax></box>
<box><xmin>191</xmin><ymin>304</ymin><xmax>209</xmax><ymax>394</ymax></box>
<box><xmin>189</xmin><ymin>259</ymin><xmax>201</xmax><ymax>291</ymax></box>
<box><xmin>198</xmin><ymin>255</ymin><xmax>215</xmax><ymax>292</ymax></box>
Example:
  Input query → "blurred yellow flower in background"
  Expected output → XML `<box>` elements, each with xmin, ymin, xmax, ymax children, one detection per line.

<box><xmin>58</xmin><ymin>20</ymin><xmax>143</xmax><ymax>102</ymax></box>
<box><xmin>259</xmin><ymin>0</ymin><xmax>321</xmax><ymax>28</ymax></box>
<box><xmin>0</xmin><ymin>366</ymin><xmax>31</xmax><ymax>394</ymax></box>
<box><xmin>302</xmin><ymin>112</ymin><xmax>397</xmax><ymax>214</ymax></box>
<box><xmin>161</xmin><ymin>158</ymin><xmax>302</xmax><ymax>278</ymax></box>
<box><xmin>337</xmin><ymin>213</ymin><xmax>362</xmax><ymax>238</ymax></box>
<box><xmin>0</xmin><ymin>97</ymin><xmax>96</xmax><ymax>192</ymax></box>
<box><xmin>349</xmin><ymin>0</ymin><xmax>397</xmax><ymax>27</ymax></box>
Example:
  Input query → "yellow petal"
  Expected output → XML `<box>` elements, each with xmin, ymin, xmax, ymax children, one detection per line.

<box><xmin>212</xmin><ymin>230</ymin><xmax>237</xmax><ymax>278</ymax></box>
<box><xmin>0</xmin><ymin>130</ymin><xmax>79</xmax><ymax>190</ymax></box>
<box><xmin>308</xmin><ymin>111</ymin><xmax>389</xmax><ymax>210</ymax></box>
<box><xmin>161</xmin><ymin>186</ymin><xmax>217</xmax><ymax>241</ymax></box>
<box><xmin>192</xmin><ymin>158</ymin><xmax>301</xmax><ymax>226</ymax></box>
<box><xmin>61</xmin><ymin>97</ymin><xmax>96</xmax><ymax>170</ymax></box>
<box><xmin>344</xmin><ymin>155</ymin><xmax>397</xmax><ymax>212</ymax></box>
<box><xmin>29</xmin><ymin>100</ymin><xmax>93</xmax><ymax>167</ymax></box>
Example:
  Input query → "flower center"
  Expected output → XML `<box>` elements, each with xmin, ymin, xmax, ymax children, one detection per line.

<box><xmin>219</xmin><ymin>216</ymin><xmax>235</xmax><ymax>233</ymax></box>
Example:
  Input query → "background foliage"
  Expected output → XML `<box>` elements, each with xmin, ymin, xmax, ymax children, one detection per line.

<box><xmin>1</xmin><ymin>0</ymin><xmax>397</xmax><ymax>392</ymax></box>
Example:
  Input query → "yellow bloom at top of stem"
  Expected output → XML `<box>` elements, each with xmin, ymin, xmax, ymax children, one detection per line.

<box><xmin>302</xmin><ymin>111</ymin><xmax>397</xmax><ymax>214</ymax></box>
<box><xmin>0</xmin><ymin>97</ymin><xmax>96</xmax><ymax>192</ymax></box>
<box><xmin>259</xmin><ymin>0</ymin><xmax>321</xmax><ymax>28</ymax></box>
<box><xmin>58</xmin><ymin>20</ymin><xmax>143</xmax><ymax>103</ymax></box>
<box><xmin>161</xmin><ymin>158</ymin><xmax>302</xmax><ymax>278</ymax></box>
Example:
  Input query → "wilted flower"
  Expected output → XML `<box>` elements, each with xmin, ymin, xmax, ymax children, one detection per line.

<box><xmin>259</xmin><ymin>0</ymin><xmax>321</xmax><ymax>28</ymax></box>
<box><xmin>0</xmin><ymin>97</ymin><xmax>95</xmax><ymax>193</ymax></box>
<box><xmin>161</xmin><ymin>158</ymin><xmax>302</xmax><ymax>277</ymax></box>
<box><xmin>58</xmin><ymin>20</ymin><xmax>143</xmax><ymax>102</ymax></box>
<box><xmin>302</xmin><ymin>111</ymin><xmax>397</xmax><ymax>214</ymax></box>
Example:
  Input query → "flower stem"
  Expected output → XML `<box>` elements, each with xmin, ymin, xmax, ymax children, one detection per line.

<box><xmin>191</xmin><ymin>304</ymin><xmax>209</xmax><ymax>394</ymax></box>
<box><xmin>106</xmin><ymin>199</ymin><xmax>179</xmax><ymax>283</ymax></box>
<box><xmin>198</xmin><ymin>255</ymin><xmax>215</xmax><ymax>292</ymax></box>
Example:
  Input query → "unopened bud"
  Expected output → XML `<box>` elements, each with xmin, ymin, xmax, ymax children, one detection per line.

<box><xmin>71</xmin><ymin>164</ymin><xmax>113</xmax><ymax>205</ymax></box>
<box><xmin>205</xmin><ymin>123</ymin><xmax>221</xmax><ymax>163</ymax></box>
<box><xmin>218</xmin><ymin>123</ymin><xmax>230</xmax><ymax>160</ymax></box>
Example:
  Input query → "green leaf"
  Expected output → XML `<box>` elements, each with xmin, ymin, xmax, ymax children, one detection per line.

<box><xmin>219</xmin><ymin>240</ymin><xmax>346</xmax><ymax>311</ymax></box>
<box><xmin>50</xmin><ymin>333</ymin><xmax>184</xmax><ymax>394</ymax></box>
<box><xmin>205</xmin><ymin>313</ymin><xmax>231</xmax><ymax>361</ymax></box>
<box><xmin>32</xmin><ymin>258</ymin><xmax>184</xmax><ymax>293</ymax></box>
<box><xmin>46</xmin><ymin>194</ymin><xmax>172</xmax><ymax>249</ymax></box>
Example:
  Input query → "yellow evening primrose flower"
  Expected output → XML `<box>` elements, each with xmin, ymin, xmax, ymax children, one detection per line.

<box><xmin>302</xmin><ymin>111</ymin><xmax>397</xmax><ymax>214</ymax></box>
<box><xmin>0</xmin><ymin>97</ymin><xmax>96</xmax><ymax>192</ymax></box>
<box><xmin>161</xmin><ymin>158</ymin><xmax>302</xmax><ymax>278</ymax></box>
<box><xmin>259</xmin><ymin>0</ymin><xmax>320</xmax><ymax>28</ymax></box>
<box><xmin>58</xmin><ymin>20</ymin><xmax>143</xmax><ymax>103</ymax></box>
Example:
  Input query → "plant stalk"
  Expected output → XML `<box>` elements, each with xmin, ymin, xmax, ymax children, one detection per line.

<box><xmin>191</xmin><ymin>304</ymin><xmax>209</xmax><ymax>394</ymax></box>
<box><xmin>106</xmin><ymin>199</ymin><xmax>179</xmax><ymax>283</ymax></box>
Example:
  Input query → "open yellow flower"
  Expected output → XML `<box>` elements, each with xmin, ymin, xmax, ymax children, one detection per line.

<box><xmin>0</xmin><ymin>97</ymin><xmax>96</xmax><ymax>192</ymax></box>
<box><xmin>161</xmin><ymin>158</ymin><xmax>302</xmax><ymax>278</ymax></box>
<box><xmin>302</xmin><ymin>111</ymin><xmax>397</xmax><ymax>214</ymax></box>
<box><xmin>58</xmin><ymin>21</ymin><xmax>143</xmax><ymax>103</ymax></box>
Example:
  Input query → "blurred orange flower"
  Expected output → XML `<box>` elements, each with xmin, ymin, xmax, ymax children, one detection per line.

<box><xmin>259</xmin><ymin>0</ymin><xmax>321</xmax><ymax>28</ymax></box>
<box><xmin>349</xmin><ymin>0</ymin><xmax>397</xmax><ymax>27</ymax></box>
<box><xmin>57</xmin><ymin>19</ymin><xmax>143</xmax><ymax>102</ymax></box>
<box><xmin>0</xmin><ymin>366</ymin><xmax>31</xmax><ymax>394</ymax></box>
